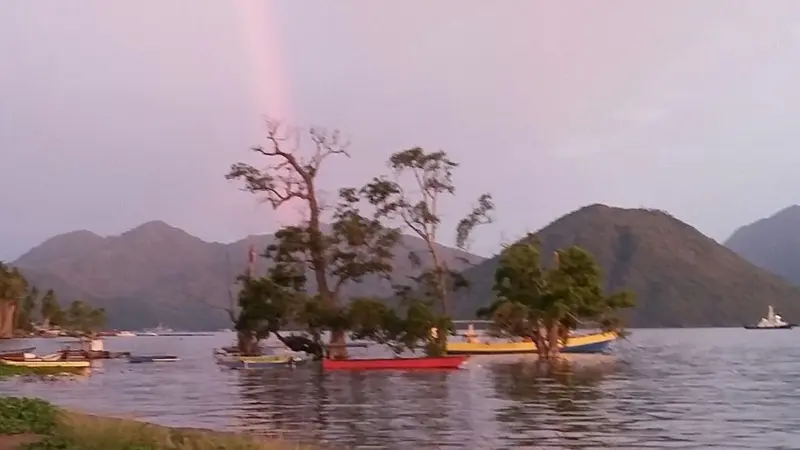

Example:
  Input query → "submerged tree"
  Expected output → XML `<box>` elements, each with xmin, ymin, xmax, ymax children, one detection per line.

<box><xmin>362</xmin><ymin>148</ymin><xmax>493</xmax><ymax>355</ymax></box>
<box><xmin>226</xmin><ymin>119</ymin><xmax>400</xmax><ymax>359</ymax></box>
<box><xmin>479</xmin><ymin>234</ymin><xmax>634</xmax><ymax>360</ymax></box>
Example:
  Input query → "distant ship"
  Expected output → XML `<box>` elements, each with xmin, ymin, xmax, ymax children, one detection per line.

<box><xmin>744</xmin><ymin>305</ymin><xmax>794</xmax><ymax>330</ymax></box>
<box><xmin>137</xmin><ymin>324</ymin><xmax>174</xmax><ymax>336</ymax></box>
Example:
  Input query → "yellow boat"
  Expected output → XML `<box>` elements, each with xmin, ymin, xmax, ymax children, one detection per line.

<box><xmin>0</xmin><ymin>359</ymin><xmax>91</xmax><ymax>369</ymax></box>
<box><xmin>446</xmin><ymin>331</ymin><xmax>618</xmax><ymax>355</ymax></box>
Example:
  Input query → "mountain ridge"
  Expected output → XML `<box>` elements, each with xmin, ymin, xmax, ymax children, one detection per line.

<box><xmin>13</xmin><ymin>221</ymin><xmax>485</xmax><ymax>330</ymax></box>
<box><xmin>454</xmin><ymin>204</ymin><xmax>800</xmax><ymax>327</ymax></box>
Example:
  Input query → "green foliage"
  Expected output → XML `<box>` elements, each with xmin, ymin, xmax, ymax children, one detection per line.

<box><xmin>64</xmin><ymin>300</ymin><xmax>107</xmax><ymax>336</ymax></box>
<box><xmin>0</xmin><ymin>397</ymin><xmax>312</xmax><ymax>450</ymax></box>
<box><xmin>226</xmin><ymin>120</ymin><xmax>401</xmax><ymax>357</ymax></box>
<box><xmin>347</xmin><ymin>298</ymin><xmax>452</xmax><ymax>356</ymax></box>
<box><xmin>363</xmin><ymin>148</ymin><xmax>493</xmax><ymax>318</ymax></box>
<box><xmin>0</xmin><ymin>396</ymin><xmax>57</xmax><ymax>435</ymax></box>
<box><xmin>40</xmin><ymin>290</ymin><xmax>64</xmax><ymax>328</ymax></box>
<box><xmin>480</xmin><ymin>234</ymin><xmax>634</xmax><ymax>358</ymax></box>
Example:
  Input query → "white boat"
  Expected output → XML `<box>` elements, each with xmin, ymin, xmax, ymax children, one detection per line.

<box><xmin>116</xmin><ymin>331</ymin><xmax>136</xmax><ymax>337</ymax></box>
<box><xmin>744</xmin><ymin>305</ymin><xmax>794</xmax><ymax>329</ymax></box>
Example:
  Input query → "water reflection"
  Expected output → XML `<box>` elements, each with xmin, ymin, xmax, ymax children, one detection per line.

<box><xmin>9</xmin><ymin>331</ymin><xmax>800</xmax><ymax>448</ymax></box>
<box><xmin>489</xmin><ymin>358</ymin><xmax>620</xmax><ymax>448</ymax></box>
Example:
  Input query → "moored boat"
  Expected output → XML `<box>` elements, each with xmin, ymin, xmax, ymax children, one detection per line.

<box><xmin>0</xmin><ymin>347</ymin><xmax>36</xmax><ymax>360</ymax></box>
<box><xmin>744</xmin><ymin>305</ymin><xmax>794</xmax><ymax>329</ymax></box>
<box><xmin>445</xmin><ymin>331</ymin><xmax>618</xmax><ymax>355</ymax></box>
<box><xmin>128</xmin><ymin>355</ymin><xmax>180</xmax><ymax>363</ymax></box>
<box><xmin>213</xmin><ymin>352</ymin><xmax>303</xmax><ymax>369</ymax></box>
<box><xmin>0</xmin><ymin>358</ymin><xmax>90</xmax><ymax>369</ymax></box>
<box><xmin>322</xmin><ymin>355</ymin><xmax>469</xmax><ymax>371</ymax></box>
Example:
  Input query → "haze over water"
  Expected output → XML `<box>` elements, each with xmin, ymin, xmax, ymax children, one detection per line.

<box><xmin>2</xmin><ymin>329</ymin><xmax>799</xmax><ymax>449</ymax></box>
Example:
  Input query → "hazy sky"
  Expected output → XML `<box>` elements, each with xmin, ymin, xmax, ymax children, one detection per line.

<box><xmin>3</xmin><ymin>1</ymin><xmax>800</xmax><ymax>261</ymax></box>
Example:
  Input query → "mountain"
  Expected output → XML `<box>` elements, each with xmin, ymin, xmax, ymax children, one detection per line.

<box><xmin>725</xmin><ymin>205</ymin><xmax>800</xmax><ymax>285</ymax></box>
<box><xmin>452</xmin><ymin>204</ymin><xmax>800</xmax><ymax>327</ymax></box>
<box><xmin>13</xmin><ymin>221</ymin><xmax>484</xmax><ymax>331</ymax></box>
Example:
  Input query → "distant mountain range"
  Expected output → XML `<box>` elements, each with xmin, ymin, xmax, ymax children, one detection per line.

<box><xmin>725</xmin><ymin>205</ymin><xmax>800</xmax><ymax>286</ymax></box>
<box><xmin>13</xmin><ymin>204</ymin><xmax>800</xmax><ymax>330</ymax></box>
<box><xmin>12</xmin><ymin>221</ymin><xmax>483</xmax><ymax>331</ymax></box>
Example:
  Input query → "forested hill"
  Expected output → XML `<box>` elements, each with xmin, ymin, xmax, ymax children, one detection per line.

<box><xmin>13</xmin><ymin>221</ymin><xmax>483</xmax><ymax>330</ymax></box>
<box><xmin>453</xmin><ymin>204</ymin><xmax>800</xmax><ymax>327</ymax></box>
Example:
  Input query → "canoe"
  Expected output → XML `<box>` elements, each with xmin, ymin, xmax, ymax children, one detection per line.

<box><xmin>322</xmin><ymin>355</ymin><xmax>469</xmax><ymax>371</ymax></box>
<box><xmin>0</xmin><ymin>359</ymin><xmax>91</xmax><ymax>369</ymax></box>
<box><xmin>445</xmin><ymin>331</ymin><xmax>618</xmax><ymax>355</ymax></box>
<box><xmin>0</xmin><ymin>347</ymin><xmax>37</xmax><ymax>361</ymax></box>
<box><xmin>128</xmin><ymin>355</ymin><xmax>180</xmax><ymax>363</ymax></box>
<box><xmin>0</xmin><ymin>346</ymin><xmax>35</xmax><ymax>356</ymax></box>
<box><xmin>214</xmin><ymin>353</ymin><xmax>303</xmax><ymax>369</ymax></box>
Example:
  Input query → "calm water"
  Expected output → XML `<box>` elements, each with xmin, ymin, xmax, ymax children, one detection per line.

<box><xmin>1</xmin><ymin>329</ymin><xmax>800</xmax><ymax>449</ymax></box>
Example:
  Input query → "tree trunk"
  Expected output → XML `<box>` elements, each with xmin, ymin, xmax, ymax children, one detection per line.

<box><xmin>0</xmin><ymin>300</ymin><xmax>16</xmax><ymax>338</ymax></box>
<box><xmin>236</xmin><ymin>331</ymin><xmax>261</xmax><ymax>356</ymax></box>
<box><xmin>547</xmin><ymin>324</ymin><xmax>561</xmax><ymax>360</ymax></box>
<box><xmin>0</xmin><ymin>300</ymin><xmax>7</xmax><ymax>338</ymax></box>
<box><xmin>306</xmin><ymin>180</ymin><xmax>349</xmax><ymax>360</ymax></box>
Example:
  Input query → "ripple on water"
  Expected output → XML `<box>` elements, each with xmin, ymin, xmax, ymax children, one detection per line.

<box><xmin>4</xmin><ymin>330</ymin><xmax>800</xmax><ymax>448</ymax></box>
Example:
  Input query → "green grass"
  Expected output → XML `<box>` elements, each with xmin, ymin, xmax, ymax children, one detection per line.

<box><xmin>0</xmin><ymin>396</ymin><xmax>316</xmax><ymax>450</ymax></box>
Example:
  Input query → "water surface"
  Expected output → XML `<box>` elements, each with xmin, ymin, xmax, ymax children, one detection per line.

<box><xmin>1</xmin><ymin>329</ymin><xmax>798</xmax><ymax>449</ymax></box>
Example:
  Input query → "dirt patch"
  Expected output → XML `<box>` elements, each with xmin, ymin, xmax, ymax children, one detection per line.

<box><xmin>0</xmin><ymin>434</ymin><xmax>43</xmax><ymax>450</ymax></box>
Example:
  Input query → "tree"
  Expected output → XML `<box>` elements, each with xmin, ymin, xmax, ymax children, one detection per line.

<box><xmin>226</xmin><ymin>119</ymin><xmax>400</xmax><ymax>359</ymax></box>
<box><xmin>65</xmin><ymin>300</ymin><xmax>107</xmax><ymax>336</ymax></box>
<box><xmin>347</xmin><ymin>298</ymin><xmax>451</xmax><ymax>357</ymax></box>
<box><xmin>0</xmin><ymin>263</ymin><xmax>29</xmax><ymax>338</ymax></box>
<box><xmin>40</xmin><ymin>289</ymin><xmax>65</xmax><ymax>329</ymax></box>
<box><xmin>15</xmin><ymin>286</ymin><xmax>39</xmax><ymax>332</ymax></box>
<box><xmin>479</xmin><ymin>234</ymin><xmax>635</xmax><ymax>360</ymax></box>
<box><xmin>362</xmin><ymin>148</ymin><xmax>493</xmax><ymax>354</ymax></box>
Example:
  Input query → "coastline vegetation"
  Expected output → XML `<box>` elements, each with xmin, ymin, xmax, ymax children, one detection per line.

<box><xmin>0</xmin><ymin>396</ymin><xmax>313</xmax><ymax>450</ymax></box>
<box><xmin>0</xmin><ymin>263</ymin><xmax>106</xmax><ymax>339</ymax></box>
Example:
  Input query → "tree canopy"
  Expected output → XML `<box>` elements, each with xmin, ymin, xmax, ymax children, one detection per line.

<box><xmin>478</xmin><ymin>234</ymin><xmax>635</xmax><ymax>359</ymax></box>
<box><xmin>0</xmin><ymin>263</ymin><xmax>104</xmax><ymax>337</ymax></box>
<box><xmin>226</xmin><ymin>121</ymin><xmax>492</xmax><ymax>358</ymax></box>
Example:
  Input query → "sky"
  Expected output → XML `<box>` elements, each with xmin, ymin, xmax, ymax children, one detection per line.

<box><xmin>3</xmin><ymin>1</ymin><xmax>800</xmax><ymax>261</ymax></box>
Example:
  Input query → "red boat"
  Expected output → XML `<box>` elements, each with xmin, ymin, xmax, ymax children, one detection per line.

<box><xmin>322</xmin><ymin>355</ymin><xmax>469</xmax><ymax>371</ymax></box>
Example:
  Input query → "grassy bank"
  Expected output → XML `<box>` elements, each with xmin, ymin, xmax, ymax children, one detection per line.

<box><xmin>0</xmin><ymin>396</ymin><xmax>314</xmax><ymax>450</ymax></box>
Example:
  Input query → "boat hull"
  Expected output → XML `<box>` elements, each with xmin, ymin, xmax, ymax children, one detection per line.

<box><xmin>445</xmin><ymin>331</ymin><xmax>617</xmax><ymax>355</ymax></box>
<box><xmin>0</xmin><ymin>359</ymin><xmax>90</xmax><ymax>369</ymax></box>
<box><xmin>214</xmin><ymin>354</ymin><xmax>303</xmax><ymax>369</ymax></box>
<box><xmin>322</xmin><ymin>355</ymin><xmax>469</xmax><ymax>371</ymax></box>
<box><xmin>744</xmin><ymin>324</ymin><xmax>794</xmax><ymax>329</ymax></box>
<box><xmin>129</xmin><ymin>355</ymin><xmax>180</xmax><ymax>363</ymax></box>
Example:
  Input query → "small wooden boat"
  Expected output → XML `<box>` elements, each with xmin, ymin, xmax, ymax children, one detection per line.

<box><xmin>322</xmin><ymin>355</ymin><xmax>469</xmax><ymax>371</ymax></box>
<box><xmin>128</xmin><ymin>355</ymin><xmax>180</xmax><ymax>363</ymax></box>
<box><xmin>0</xmin><ymin>347</ymin><xmax>36</xmax><ymax>361</ymax></box>
<box><xmin>214</xmin><ymin>352</ymin><xmax>304</xmax><ymax>369</ymax></box>
<box><xmin>0</xmin><ymin>358</ymin><xmax>90</xmax><ymax>369</ymax></box>
<box><xmin>445</xmin><ymin>331</ymin><xmax>618</xmax><ymax>355</ymax></box>
<box><xmin>0</xmin><ymin>346</ymin><xmax>35</xmax><ymax>355</ymax></box>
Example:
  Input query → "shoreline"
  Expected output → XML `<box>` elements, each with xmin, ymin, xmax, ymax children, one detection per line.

<box><xmin>0</xmin><ymin>396</ymin><xmax>317</xmax><ymax>450</ymax></box>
